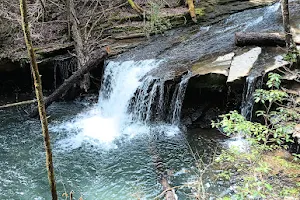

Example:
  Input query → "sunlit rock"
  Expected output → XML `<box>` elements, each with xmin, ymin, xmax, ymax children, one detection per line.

<box><xmin>264</xmin><ymin>55</ymin><xmax>289</xmax><ymax>73</ymax></box>
<box><xmin>192</xmin><ymin>52</ymin><xmax>234</xmax><ymax>76</ymax></box>
<box><xmin>227</xmin><ymin>47</ymin><xmax>262</xmax><ymax>82</ymax></box>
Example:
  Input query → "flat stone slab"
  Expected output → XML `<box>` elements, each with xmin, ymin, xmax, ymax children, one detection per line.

<box><xmin>227</xmin><ymin>47</ymin><xmax>262</xmax><ymax>82</ymax></box>
<box><xmin>192</xmin><ymin>52</ymin><xmax>235</xmax><ymax>76</ymax></box>
<box><xmin>264</xmin><ymin>55</ymin><xmax>289</xmax><ymax>73</ymax></box>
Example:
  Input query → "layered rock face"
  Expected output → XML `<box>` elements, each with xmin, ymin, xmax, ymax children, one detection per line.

<box><xmin>0</xmin><ymin>0</ymin><xmax>277</xmax><ymax>66</ymax></box>
<box><xmin>1</xmin><ymin>0</ymin><xmax>298</xmax><ymax>98</ymax></box>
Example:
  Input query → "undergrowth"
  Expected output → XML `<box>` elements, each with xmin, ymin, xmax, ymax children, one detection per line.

<box><xmin>165</xmin><ymin>73</ymin><xmax>300</xmax><ymax>199</ymax></box>
<box><xmin>144</xmin><ymin>0</ymin><xmax>172</xmax><ymax>37</ymax></box>
<box><xmin>210</xmin><ymin>73</ymin><xmax>300</xmax><ymax>199</ymax></box>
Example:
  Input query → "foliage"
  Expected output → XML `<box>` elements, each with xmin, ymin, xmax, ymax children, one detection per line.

<box><xmin>144</xmin><ymin>0</ymin><xmax>172</xmax><ymax>37</ymax></box>
<box><xmin>214</xmin><ymin>145</ymin><xmax>300</xmax><ymax>199</ymax></box>
<box><xmin>292</xmin><ymin>153</ymin><xmax>300</xmax><ymax>161</ymax></box>
<box><xmin>283</xmin><ymin>51</ymin><xmax>299</xmax><ymax>63</ymax></box>
<box><xmin>212</xmin><ymin>73</ymin><xmax>296</xmax><ymax>149</ymax></box>
<box><xmin>211</xmin><ymin>73</ymin><xmax>300</xmax><ymax>199</ymax></box>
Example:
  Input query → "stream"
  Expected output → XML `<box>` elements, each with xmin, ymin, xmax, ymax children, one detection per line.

<box><xmin>0</xmin><ymin>105</ymin><xmax>224</xmax><ymax>199</ymax></box>
<box><xmin>0</xmin><ymin>60</ymin><xmax>225</xmax><ymax>199</ymax></box>
<box><xmin>0</xmin><ymin>2</ymin><xmax>289</xmax><ymax>199</ymax></box>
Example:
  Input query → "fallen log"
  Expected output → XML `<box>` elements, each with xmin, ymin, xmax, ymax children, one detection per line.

<box><xmin>149</xmin><ymin>139</ymin><xmax>177</xmax><ymax>200</ymax></box>
<box><xmin>160</xmin><ymin>175</ymin><xmax>178</xmax><ymax>200</ymax></box>
<box><xmin>235</xmin><ymin>32</ymin><xmax>287</xmax><ymax>47</ymax></box>
<box><xmin>29</xmin><ymin>50</ymin><xmax>108</xmax><ymax>117</ymax></box>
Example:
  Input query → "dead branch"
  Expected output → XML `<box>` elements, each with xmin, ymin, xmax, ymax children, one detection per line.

<box><xmin>128</xmin><ymin>0</ymin><xmax>144</xmax><ymax>14</ymax></box>
<box><xmin>0</xmin><ymin>99</ymin><xmax>37</xmax><ymax>109</ymax></box>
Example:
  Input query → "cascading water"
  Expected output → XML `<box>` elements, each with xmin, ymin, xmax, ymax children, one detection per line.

<box><xmin>241</xmin><ymin>76</ymin><xmax>258</xmax><ymax>121</ymax></box>
<box><xmin>53</xmin><ymin>59</ymin><xmax>191</xmax><ymax>150</ymax></box>
<box><xmin>97</xmin><ymin>60</ymin><xmax>161</xmax><ymax>121</ymax></box>
<box><xmin>242</xmin><ymin>2</ymin><xmax>280</xmax><ymax>31</ymax></box>
<box><xmin>227</xmin><ymin>76</ymin><xmax>259</xmax><ymax>152</ymax></box>
<box><xmin>171</xmin><ymin>72</ymin><xmax>192</xmax><ymax>125</ymax></box>
<box><xmin>129</xmin><ymin>76</ymin><xmax>160</xmax><ymax>123</ymax></box>
<box><xmin>128</xmin><ymin>72</ymin><xmax>191</xmax><ymax>125</ymax></box>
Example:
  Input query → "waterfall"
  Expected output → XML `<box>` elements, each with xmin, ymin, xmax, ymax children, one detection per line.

<box><xmin>228</xmin><ymin>76</ymin><xmax>259</xmax><ymax>152</ymax></box>
<box><xmin>100</xmin><ymin>59</ymin><xmax>192</xmax><ymax>126</ymax></box>
<box><xmin>128</xmin><ymin>71</ymin><xmax>191</xmax><ymax>125</ymax></box>
<box><xmin>52</xmin><ymin>59</ymin><xmax>191</xmax><ymax>149</ymax></box>
<box><xmin>171</xmin><ymin>72</ymin><xmax>192</xmax><ymax>125</ymax></box>
<box><xmin>129</xmin><ymin>77</ymin><xmax>158</xmax><ymax>122</ymax></box>
<box><xmin>98</xmin><ymin>60</ymin><xmax>161</xmax><ymax>121</ymax></box>
<box><xmin>226</xmin><ymin>75</ymin><xmax>261</xmax><ymax>153</ymax></box>
<box><xmin>241</xmin><ymin>76</ymin><xmax>258</xmax><ymax>120</ymax></box>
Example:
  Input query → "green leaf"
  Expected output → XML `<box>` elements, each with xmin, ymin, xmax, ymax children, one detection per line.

<box><xmin>265</xmin><ymin>183</ymin><xmax>273</xmax><ymax>191</ymax></box>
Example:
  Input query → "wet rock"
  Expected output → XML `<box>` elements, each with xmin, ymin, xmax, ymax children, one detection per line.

<box><xmin>182</xmin><ymin>106</ymin><xmax>207</xmax><ymax>125</ymax></box>
<box><xmin>290</xmin><ymin>1</ymin><xmax>300</xmax><ymax>44</ymax></box>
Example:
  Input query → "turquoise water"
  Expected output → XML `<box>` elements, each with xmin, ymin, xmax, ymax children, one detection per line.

<box><xmin>0</xmin><ymin>100</ymin><xmax>225</xmax><ymax>199</ymax></box>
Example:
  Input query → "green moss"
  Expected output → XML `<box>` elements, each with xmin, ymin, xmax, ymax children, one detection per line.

<box><xmin>111</xmin><ymin>25</ymin><xmax>143</xmax><ymax>34</ymax></box>
<box><xmin>195</xmin><ymin>8</ymin><xmax>205</xmax><ymax>16</ymax></box>
<box><xmin>274</xmin><ymin>156</ymin><xmax>299</xmax><ymax>169</ymax></box>
<box><xmin>280</xmin><ymin>187</ymin><xmax>300</xmax><ymax>197</ymax></box>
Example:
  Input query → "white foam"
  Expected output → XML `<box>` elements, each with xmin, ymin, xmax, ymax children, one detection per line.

<box><xmin>51</xmin><ymin>59</ymin><xmax>185</xmax><ymax>151</ymax></box>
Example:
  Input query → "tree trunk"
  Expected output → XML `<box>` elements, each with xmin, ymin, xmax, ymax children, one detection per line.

<box><xmin>281</xmin><ymin>0</ymin><xmax>296</xmax><ymax>52</ymax></box>
<box><xmin>69</xmin><ymin>0</ymin><xmax>90</xmax><ymax>92</ymax></box>
<box><xmin>19</xmin><ymin>0</ymin><xmax>58</xmax><ymax>199</ymax></box>
<box><xmin>66</xmin><ymin>0</ymin><xmax>71</xmax><ymax>41</ymax></box>
<box><xmin>235</xmin><ymin>32</ymin><xmax>287</xmax><ymax>47</ymax></box>
<box><xmin>29</xmin><ymin>50</ymin><xmax>108</xmax><ymax>117</ymax></box>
